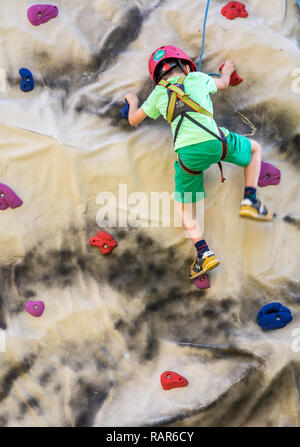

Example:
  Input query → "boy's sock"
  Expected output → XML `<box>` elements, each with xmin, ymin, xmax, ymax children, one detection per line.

<box><xmin>195</xmin><ymin>239</ymin><xmax>210</xmax><ymax>258</ymax></box>
<box><xmin>244</xmin><ymin>187</ymin><xmax>257</xmax><ymax>203</ymax></box>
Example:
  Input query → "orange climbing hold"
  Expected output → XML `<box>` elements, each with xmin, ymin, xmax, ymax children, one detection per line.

<box><xmin>219</xmin><ymin>64</ymin><xmax>243</xmax><ymax>86</ymax></box>
<box><xmin>89</xmin><ymin>230</ymin><xmax>118</xmax><ymax>255</ymax></box>
<box><xmin>160</xmin><ymin>371</ymin><xmax>188</xmax><ymax>390</ymax></box>
<box><xmin>221</xmin><ymin>1</ymin><xmax>248</xmax><ymax>20</ymax></box>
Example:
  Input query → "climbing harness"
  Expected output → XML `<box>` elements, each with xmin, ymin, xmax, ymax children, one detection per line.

<box><xmin>159</xmin><ymin>75</ymin><xmax>228</xmax><ymax>182</ymax></box>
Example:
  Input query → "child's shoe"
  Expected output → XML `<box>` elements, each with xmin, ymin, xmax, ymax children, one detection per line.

<box><xmin>189</xmin><ymin>251</ymin><xmax>220</xmax><ymax>279</ymax></box>
<box><xmin>239</xmin><ymin>198</ymin><xmax>275</xmax><ymax>221</ymax></box>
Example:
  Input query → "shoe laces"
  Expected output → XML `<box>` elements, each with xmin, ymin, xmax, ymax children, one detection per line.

<box><xmin>201</xmin><ymin>250</ymin><xmax>214</xmax><ymax>259</ymax></box>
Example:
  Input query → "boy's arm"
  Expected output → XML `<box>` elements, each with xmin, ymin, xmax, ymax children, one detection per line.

<box><xmin>214</xmin><ymin>60</ymin><xmax>236</xmax><ymax>90</ymax></box>
<box><xmin>124</xmin><ymin>93</ymin><xmax>147</xmax><ymax>126</ymax></box>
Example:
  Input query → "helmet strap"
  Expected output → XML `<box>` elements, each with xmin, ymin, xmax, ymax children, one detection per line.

<box><xmin>178</xmin><ymin>60</ymin><xmax>188</xmax><ymax>75</ymax></box>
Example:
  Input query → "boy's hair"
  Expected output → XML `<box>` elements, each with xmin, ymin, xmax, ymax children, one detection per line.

<box><xmin>157</xmin><ymin>58</ymin><xmax>188</xmax><ymax>82</ymax></box>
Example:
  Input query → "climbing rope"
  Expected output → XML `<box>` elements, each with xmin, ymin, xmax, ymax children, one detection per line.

<box><xmin>198</xmin><ymin>0</ymin><xmax>220</xmax><ymax>76</ymax></box>
<box><xmin>198</xmin><ymin>0</ymin><xmax>210</xmax><ymax>72</ymax></box>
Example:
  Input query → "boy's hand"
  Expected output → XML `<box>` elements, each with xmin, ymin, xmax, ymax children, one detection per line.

<box><xmin>123</xmin><ymin>93</ymin><xmax>147</xmax><ymax>126</ymax></box>
<box><xmin>215</xmin><ymin>60</ymin><xmax>237</xmax><ymax>90</ymax></box>
<box><xmin>221</xmin><ymin>60</ymin><xmax>236</xmax><ymax>76</ymax></box>
<box><xmin>124</xmin><ymin>93</ymin><xmax>138</xmax><ymax>105</ymax></box>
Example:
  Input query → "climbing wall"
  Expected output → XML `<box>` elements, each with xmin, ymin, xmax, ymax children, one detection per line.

<box><xmin>0</xmin><ymin>0</ymin><xmax>300</xmax><ymax>427</ymax></box>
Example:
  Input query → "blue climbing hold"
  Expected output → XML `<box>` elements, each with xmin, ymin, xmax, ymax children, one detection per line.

<box><xmin>257</xmin><ymin>302</ymin><xmax>292</xmax><ymax>330</ymax></box>
<box><xmin>121</xmin><ymin>99</ymin><xmax>129</xmax><ymax>119</ymax></box>
<box><xmin>19</xmin><ymin>68</ymin><xmax>34</xmax><ymax>92</ymax></box>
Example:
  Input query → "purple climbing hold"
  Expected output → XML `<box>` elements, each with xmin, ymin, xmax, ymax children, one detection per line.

<box><xmin>258</xmin><ymin>160</ymin><xmax>281</xmax><ymax>187</ymax></box>
<box><xmin>27</xmin><ymin>4</ymin><xmax>58</xmax><ymax>26</ymax></box>
<box><xmin>194</xmin><ymin>274</ymin><xmax>210</xmax><ymax>289</ymax></box>
<box><xmin>25</xmin><ymin>301</ymin><xmax>45</xmax><ymax>317</ymax></box>
<box><xmin>0</xmin><ymin>183</ymin><xmax>23</xmax><ymax>210</ymax></box>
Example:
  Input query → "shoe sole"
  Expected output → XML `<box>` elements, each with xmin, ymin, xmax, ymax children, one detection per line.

<box><xmin>239</xmin><ymin>209</ymin><xmax>274</xmax><ymax>221</ymax></box>
<box><xmin>189</xmin><ymin>258</ymin><xmax>220</xmax><ymax>280</ymax></box>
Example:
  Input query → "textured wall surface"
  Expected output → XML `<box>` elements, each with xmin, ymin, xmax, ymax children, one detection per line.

<box><xmin>0</xmin><ymin>0</ymin><xmax>299</xmax><ymax>427</ymax></box>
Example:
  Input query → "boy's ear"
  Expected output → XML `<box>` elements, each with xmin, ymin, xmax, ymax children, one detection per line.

<box><xmin>185</xmin><ymin>65</ymin><xmax>191</xmax><ymax>73</ymax></box>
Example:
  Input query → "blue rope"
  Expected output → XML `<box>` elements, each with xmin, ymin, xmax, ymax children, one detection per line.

<box><xmin>198</xmin><ymin>0</ymin><xmax>221</xmax><ymax>77</ymax></box>
<box><xmin>297</xmin><ymin>0</ymin><xmax>300</xmax><ymax>8</ymax></box>
<box><xmin>198</xmin><ymin>0</ymin><xmax>210</xmax><ymax>72</ymax></box>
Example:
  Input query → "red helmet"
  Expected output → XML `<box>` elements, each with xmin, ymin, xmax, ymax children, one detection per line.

<box><xmin>148</xmin><ymin>45</ymin><xmax>197</xmax><ymax>84</ymax></box>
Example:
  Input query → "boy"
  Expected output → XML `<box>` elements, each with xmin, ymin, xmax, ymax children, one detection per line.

<box><xmin>124</xmin><ymin>45</ymin><xmax>274</xmax><ymax>279</ymax></box>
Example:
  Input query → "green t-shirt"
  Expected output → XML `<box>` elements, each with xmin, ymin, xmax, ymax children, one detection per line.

<box><xmin>141</xmin><ymin>72</ymin><xmax>229</xmax><ymax>151</ymax></box>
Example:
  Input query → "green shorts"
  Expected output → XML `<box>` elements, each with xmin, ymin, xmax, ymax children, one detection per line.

<box><xmin>174</xmin><ymin>131</ymin><xmax>252</xmax><ymax>203</ymax></box>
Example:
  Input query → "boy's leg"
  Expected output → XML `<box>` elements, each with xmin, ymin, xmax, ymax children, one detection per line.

<box><xmin>222</xmin><ymin>132</ymin><xmax>275</xmax><ymax>220</ymax></box>
<box><xmin>176</xmin><ymin>200</ymin><xmax>220</xmax><ymax>279</ymax></box>
<box><xmin>175</xmin><ymin>200</ymin><xmax>203</xmax><ymax>243</ymax></box>
<box><xmin>239</xmin><ymin>139</ymin><xmax>275</xmax><ymax>221</ymax></box>
<box><xmin>244</xmin><ymin>138</ymin><xmax>262</xmax><ymax>187</ymax></box>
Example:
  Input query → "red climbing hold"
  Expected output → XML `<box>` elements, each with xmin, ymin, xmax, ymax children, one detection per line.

<box><xmin>89</xmin><ymin>231</ymin><xmax>118</xmax><ymax>255</ymax></box>
<box><xmin>160</xmin><ymin>371</ymin><xmax>189</xmax><ymax>390</ymax></box>
<box><xmin>221</xmin><ymin>1</ymin><xmax>248</xmax><ymax>20</ymax></box>
<box><xmin>194</xmin><ymin>274</ymin><xmax>210</xmax><ymax>289</ymax></box>
<box><xmin>219</xmin><ymin>64</ymin><xmax>243</xmax><ymax>86</ymax></box>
